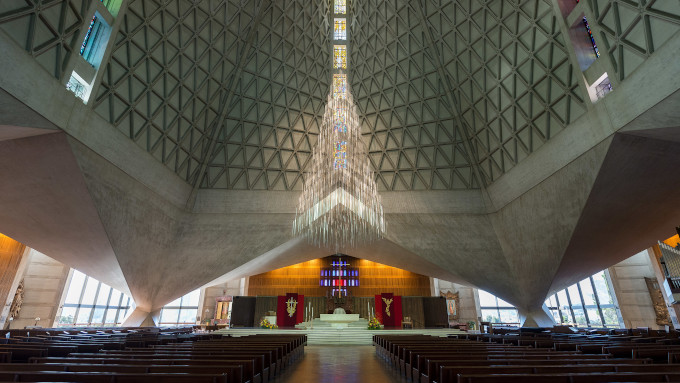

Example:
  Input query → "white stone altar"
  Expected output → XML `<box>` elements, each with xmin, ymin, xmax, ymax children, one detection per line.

<box><xmin>263</xmin><ymin>315</ymin><xmax>276</xmax><ymax>325</ymax></box>
<box><xmin>319</xmin><ymin>311</ymin><xmax>361</xmax><ymax>329</ymax></box>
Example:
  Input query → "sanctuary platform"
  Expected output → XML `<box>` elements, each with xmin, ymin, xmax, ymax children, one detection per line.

<box><xmin>215</xmin><ymin>319</ymin><xmax>465</xmax><ymax>345</ymax></box>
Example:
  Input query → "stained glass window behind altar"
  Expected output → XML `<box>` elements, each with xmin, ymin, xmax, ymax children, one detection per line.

<box><xmin>333</xmin><ymin>74</ymin><xmax>347</xmax><ymax>98</ymax></box>
<box><xmin>333</xmin><ymin>45</ymin><xmax>347</xmax><ymax>69</ymax></box>
<box><xmin>334</xmin><ymin>18</ymin><xmax>347</xmax><ymax>40</ymax></box>
<box><xmin>334</xmin><ymin>0</ymin><xmax>346</xmax><ymax>14</ymax></box>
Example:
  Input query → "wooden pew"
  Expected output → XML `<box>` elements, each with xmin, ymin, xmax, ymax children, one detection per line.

<box><xmin>0</xmin><ymin>362</ymin><xmax>243</xmax><ymax>383</ymax></box>
<box><xmin>0</xmin><ymin>371</ymin><xmax>228</xmax><ymax>382</ymax></box>
<box><xmin>456</xmin><ymin>372</ymin><xmax>680</xmax><ymax>383</ymax></box>
<box><xmin>438</xmin><ymin>359</ymin><xmax>654</xmax><ymax>383</ymax></box>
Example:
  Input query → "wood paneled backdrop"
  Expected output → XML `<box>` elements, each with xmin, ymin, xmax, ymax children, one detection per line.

<box><xmin>247</xmin><ymin>255</ymin><xmax>432</xmax><ymax>297</ymax></box>
<box><xmin>248</xmin><ymin>296</ymin><xmax>443</xmax><ymax>328</ymax></box>
<box><xmin>0</xmin><ymin>234</ymin><xmax>26</xmax><ymax>313</ymax></box>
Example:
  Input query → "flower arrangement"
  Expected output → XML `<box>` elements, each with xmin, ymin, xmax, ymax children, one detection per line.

<box><xmin>367</xmin><ymin>317</ymin><xmax>381</xmax><ymax>330</ymax></box>
<box><xmin>260</xmin><ymin>318</ymin><xmax>278</xmax><ymax>329</ymax></box>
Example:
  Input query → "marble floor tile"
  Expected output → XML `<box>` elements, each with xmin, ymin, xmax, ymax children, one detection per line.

<box><xmin>273</xmin><ymin>345</ymin><xmax>408</xmax><ymax>383</ymax></box>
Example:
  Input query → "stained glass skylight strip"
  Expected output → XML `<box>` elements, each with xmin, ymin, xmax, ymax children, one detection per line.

<box><xmin>333</xmin><ymin>45</ymin><xmax>347</xmax><ymax>69</ymax></box>
<box><xmin>583</xmin><ymin>16</ymin><xmax>600</xmax><ymax>58</ymax></box>
<box><xmin>334</xmin><ymin>18</ymin><xmax>347</xmax><ymax>40</ymax></box>
<box><xmin>332</xmin><ymin>74</ymin><xmax>347</xmax><ymax>98</ymax></box>
<box><xmin>334</xmin><ymin>0</ymin><xmax>346</xmax><ymax>14</ymax></box>
<box><xmin>80</xmin><ymin>15</ymin><xmax>97</xmax><ymax>55</ymax></box>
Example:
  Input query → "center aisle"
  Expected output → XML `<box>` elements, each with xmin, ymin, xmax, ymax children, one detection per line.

<box><xmin>272</xmin><ymin>345</ymin><xmax>408</xmax><ymax>383</ymax></box>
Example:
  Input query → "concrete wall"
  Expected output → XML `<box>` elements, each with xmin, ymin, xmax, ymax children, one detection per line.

<box><xmin>608</xmin><ymin>251</ymin><xmax>659</xmax><ymax>329</ymax></box>
<box><xmin>9</xmin><ymin>250</ymin><xmax>69</xmax><ymax>329</ymax></box>
<box><xmin>433</xmin><ymin>279</ymin><xmax>480</xmax><ymax>326</ymax></box>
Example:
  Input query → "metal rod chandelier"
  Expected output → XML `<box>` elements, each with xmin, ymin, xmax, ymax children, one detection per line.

<box><xmin>293</xmin><ymin>72</ymin><xmax>385</xmax><ymax>251</ymax></box>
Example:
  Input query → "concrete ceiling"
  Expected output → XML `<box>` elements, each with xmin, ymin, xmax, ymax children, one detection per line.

<box><xmin>0</xmin><ymin>0</ymin><xmax>679</xmax><ymax>322</ymax></box>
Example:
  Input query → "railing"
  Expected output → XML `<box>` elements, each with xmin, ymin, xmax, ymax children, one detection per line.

<box><xmin>666</xmin><ymin>277</ymin><xmax>680</xmax><ymax>294</ymax></box>
<box><xmin>660</xmin><ymin>242</ymin><xmax>680</xmax><ymax>277</ymax></box>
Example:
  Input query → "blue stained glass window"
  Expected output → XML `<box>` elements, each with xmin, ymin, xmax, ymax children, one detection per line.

<box><xmin>583</xmin><ymin>17</ymin><xmax>600</xmax><ymax>58</ymax></box>
<box><xmin>80</xmin><ymin>15</ymin><xmax>97</xmax><ymax>55</ymax></box>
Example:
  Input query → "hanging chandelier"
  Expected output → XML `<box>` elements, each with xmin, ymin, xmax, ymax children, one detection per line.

<box><xmin>293</xmin><ymin>72</ymin><xmax>385</xmax><ymax>251</ymax></box>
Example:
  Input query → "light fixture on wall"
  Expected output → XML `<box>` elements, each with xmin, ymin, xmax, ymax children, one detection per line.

<box><xmin>293</xmin><ymin>72</ymin><xmax>385</xmax><ymax>251</ymax></box>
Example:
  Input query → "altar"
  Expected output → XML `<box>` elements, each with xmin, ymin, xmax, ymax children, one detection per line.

<box><xmin>319</xmin><ymin>308</ymin><xmax>361</xmax><ymax>329</ymax></box>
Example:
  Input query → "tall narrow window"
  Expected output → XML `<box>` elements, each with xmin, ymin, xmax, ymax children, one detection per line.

<box><xmin>332</xmin><ymin>74</ymin><xmax>348</xmax><ymax>98</ymax></box>
<box><xmin>334</xmin><ymin>0</ymin><xmax>346</xmax><ymax>14</ymax></box>
<box><xmin>100</xmin><ymin>0</ymin><xmax>124</xmax><ymax>16</ymax></box>
<box><xmin>333</xmin><ymin>45</ymin><xmax>347</xmax><ymax>69</ymax></box>
<box><xmin>79</xmin><ymin>12</ymin><xmax>111</xmax><ymax>68</ymax></box>
<box><xmin>66</xmin><ymin>73</ymin><xmax>88</xmax><ymax>100</ymax></box>
<box><xmin>80</xmin><ymin>15</ymin><xmax>97</xmax><ymax>56</ymax></box>
<box><xmin>159</xmin><ymin>289</ymin><xmax>201</xmax><ymax>326</ymax></box>
<box><xmin>545</xmin><ymin>270</ymin><xmax>622</xmax><ymax>328</ymax></box>
<box><xmin>334</xmin><ymin>18</ymin><xmax>347</xmax><ymax>40</ymax></box>
<box><xmin>478</xmin><ymin>290</ymin><xmax>519</xmax><ymax>324</ymax></box>
<box><xmin>582</xmin><ymin>16</ymin><xmax>600</xmax><ymax>58</ymax></box>
<box><xmin>58</xmin><ymin>270</ymin><xmax>134</xmax><ymax>326</ymax></box>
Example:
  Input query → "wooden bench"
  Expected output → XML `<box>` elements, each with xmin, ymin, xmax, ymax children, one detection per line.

<box><xmin>0</xmin><ymin>362</ymin><xmax>243</xmax><ymax>383</ymax></box>
<box><xmin>456</xmin><ymin>371</ymin><xmax>680</xmax><ymax>383</ymax></box>
<box><xmin>0</xmin><ymin>371</ymin><xmax>228</xmax><ymax>383</ymax></box>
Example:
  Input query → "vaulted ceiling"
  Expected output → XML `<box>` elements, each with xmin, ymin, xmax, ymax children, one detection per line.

<box><xmin>0</xmin><ymin>0</ymin><xmax>679</xmax><ymax>323</ymax></box>
<box><xmin>1</xmin><ymin>0</ymin><xmax>592</xmax><ymax>191</ymax></box>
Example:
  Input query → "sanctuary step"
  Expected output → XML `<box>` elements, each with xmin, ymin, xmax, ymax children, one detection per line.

<box><xmin>215</xmin><ymin>326</ymin><xmax>466</xmax><ymax>345</ymax></box>
<box><xmin>298</xmin><ymin>318</ymin><xmax>369</xmax><ymax>329</ymax></box>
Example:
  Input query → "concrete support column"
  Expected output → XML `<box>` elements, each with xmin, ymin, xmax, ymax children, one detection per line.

<box><xmin>518</xmin><ymin>305</ymin><xmax>556</xmax><ymax>327</ymax></box>
<box><xmin>121</xmin><ymin>308</ymin><xmax>161</xmax><ymax>327</ymax></box>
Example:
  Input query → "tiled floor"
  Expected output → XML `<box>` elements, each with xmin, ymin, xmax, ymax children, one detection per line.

<box><xmin>274</xmin><ymin>345</ymin><xmax>409</xmax><ymax>382</ymax></box>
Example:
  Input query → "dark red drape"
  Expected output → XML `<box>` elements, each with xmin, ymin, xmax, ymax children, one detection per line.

<box><xmin>393</xmin><ymin>295</ymin><xmax>402</xmax><ymax>328</ymax></box>
<box><xmin>374</xmin><ymin>295</ymin><xmax>383</xmax><ymax>324</ymax></box>
<box><xmin>276</xmin><ymin>296</ymin><xmax>286</xmax><ymax>327</ymax></box>
<box><xmin>276</xmin><ymin>293</ymin><xmax>300</xmax><ymax>327</ymax></box>
<box><xmin>381</xmin><ymin>293</ymin><xmax>396</xmax><ymax>327</ymax></box>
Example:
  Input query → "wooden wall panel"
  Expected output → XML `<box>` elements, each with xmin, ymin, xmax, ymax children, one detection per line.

<box><xmin>423</xmin><ymin>297</ymin><xmax>448</xmax><ymax>328</ymax></box>
<box><xmin>253</xmin><ymin>296</ymin><xmax>277</xmax><ymax>327</ymax></box>
<box><xmin>402</xmin><ymin>297</ymin><xmax>425</xmax><ymax>329</ymax></box>
<box><xmin>0</xmin><ymin>234</ymin><xmax>26</xmax><ymax>312</ymax></box>
<box><xmin>247</xmin><ymin>256</ymin><xmax>432</xmax><ymax>297</ymax></box>
<box><xmin>230</xmin><ymin>296</ymin><xmax>256</xmax><ymax>328</ymax></box>
<box><xmin>247</xmin><ymin>259</ymin><xmax>327</xmax><ymax>297</ymax></box>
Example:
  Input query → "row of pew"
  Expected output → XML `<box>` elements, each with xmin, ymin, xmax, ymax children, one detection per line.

<box><xmin>374</xmin><ymin>332</ymin><xmax>680</xmax><ymax>383</ymax></box>
<box><xmin>0</xmin><ymin>327</ymin><xmax>306</xmax><ymax>382</ymax></box>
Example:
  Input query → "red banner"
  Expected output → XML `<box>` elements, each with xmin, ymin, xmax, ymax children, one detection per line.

<box><xmin>393</xmin><ymin>295</ymin><xmax>402</xmax><ymax>328</ymax></box>
<box><xmin>376</xmin><ymin>293</ymin><xmax>402</xmax><ymax>328</ymax></box>
<box><xmin>276</xmin><ymin>293</ymin><xmax>301</xmax><ymax>328</ymax></box>
<box><xmin>381</xmin><ymin>293</ymin><xmax>396</xmax><ymax>327</ymax></box>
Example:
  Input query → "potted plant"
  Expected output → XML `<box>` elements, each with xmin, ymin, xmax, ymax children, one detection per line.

<box><xmin>368</xmin><ymin>317</ymin><xmax>382</xmax><ymax>330</ymax></box>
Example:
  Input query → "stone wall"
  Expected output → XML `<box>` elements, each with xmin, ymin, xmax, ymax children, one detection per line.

<box><xmin>608</xmin><ymin>251</ymin><xmax>659</xmax><ymax>329</ymax></box>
